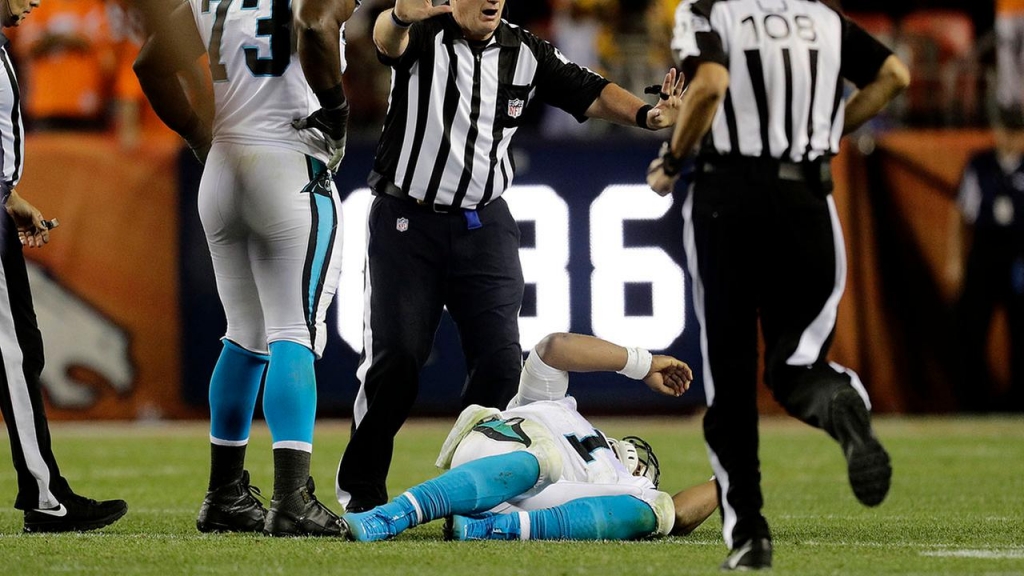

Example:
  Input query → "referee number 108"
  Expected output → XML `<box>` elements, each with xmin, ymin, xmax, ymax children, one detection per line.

<box><xmin>335</xmin><ymin>185</ymin><xmax>687</xmax><ymax>353</ymax></box>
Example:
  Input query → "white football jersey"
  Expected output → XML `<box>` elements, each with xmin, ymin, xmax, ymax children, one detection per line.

<box><xmin>500</xmin><ymin>397</ymin><xmax>650</xmax><ymax>489</ymax></box>
<box><xmin>188</xmin><ymin>0</ymin><xmax>348</xmax><ymax>160</ymax></box>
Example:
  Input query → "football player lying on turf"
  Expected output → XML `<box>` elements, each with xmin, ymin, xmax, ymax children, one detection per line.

<box><xmin>340</xmin><ymin>332</ymin><xmax>718</xmax><ymax>541</ymax></box>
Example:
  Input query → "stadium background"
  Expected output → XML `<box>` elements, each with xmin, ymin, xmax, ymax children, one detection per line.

<box><xmin>0</xmin><ymin>0</ymin><xmax>1012</xmax><ymax>421</ymax></box>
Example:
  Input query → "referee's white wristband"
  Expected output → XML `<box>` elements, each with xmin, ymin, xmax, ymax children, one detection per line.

<box><xmin>616</xmin><ymin>347</ymin><xmax>653</xmax><ymax>380</ymax></box>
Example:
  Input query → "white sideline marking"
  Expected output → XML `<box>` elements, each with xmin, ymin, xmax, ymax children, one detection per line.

<box><xmin>921</xmin><ymin>549</ymin><xmax>1024</xmax><ymax>559</ymax></box>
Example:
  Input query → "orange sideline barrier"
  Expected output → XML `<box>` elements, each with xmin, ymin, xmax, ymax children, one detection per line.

<box><xmin>2</xmin><ymin>133</ymin><xmax>198</xmax><ymax>420</ymax></box>
<box><xmin>757</xmin><ymin>130</ymin><xmax>1000</xmax><ymax>414</ymax></box>
<box><xmin>841</xmin><ymin>130</ymin><xmax>1002</xmax><ymax>412</ymax></box>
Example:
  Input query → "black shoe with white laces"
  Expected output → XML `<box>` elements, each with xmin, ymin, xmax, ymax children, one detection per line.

<box><xmin>24</xmin><ymin>492</ymin><xmax>127</xmax><ymax>533</ymax></box>
<box><xmin>196</xmin><ymin>470</ymin><xmax>266</xmax><ymax>533</ymax></box>
<box><xmin>721</xmin><ymin>538</ymin><xmax>773</xmax><ymax>571</ymax></box>
<box><xmin>831</xmin><ymin>388</ymin><xmax>892</xmax><ymax>507</ymax></box>
<box><xmin>264</xmin><ymin>477</ymin><xmax>343</xmax><ymax>537</ymax></box>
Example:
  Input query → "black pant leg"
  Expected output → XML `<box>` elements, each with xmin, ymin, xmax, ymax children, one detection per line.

<box><xmin>336</xmin><ymin>196</ymin><xmax>447</xmax><ymax>508</ymax></box>
<box><xmin>684</xmin><ymin>178</ymin><xmax>768</xmax><ymax>547</ymax></box>
<box><xmin>0</xmin><ymin>215</ymin><xmax>70</xmax><ymax>510</ymax></box>
<box><xmin>446</xmin><ymin>198</ymin><xmax>524</xmax><ymax>409</ymax></box>
<box><xmin>760</xmin><ymin>183</ymin><xmax>858</xmax><ymax>433</ymax></box>
<box><xmin>953</xmin><ymin>253</ymin><xmax>999</xmax><ymax>411</ymax></box>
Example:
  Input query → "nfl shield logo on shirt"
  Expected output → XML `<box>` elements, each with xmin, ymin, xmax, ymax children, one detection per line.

<box><xmin>507</xmin><ymin>98</ymin><xmax>525</xmax><ymax>119</ymax></box>
<box><xmin>396</xmin><ymin>217</ymin><xmax>409</xmax><ymax>232</ymax></box>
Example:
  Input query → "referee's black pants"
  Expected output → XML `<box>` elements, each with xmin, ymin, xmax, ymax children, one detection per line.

<box><xmin>684</xmin><ymin>160</ymin><xmax>870</xmax><ymax>548</ymax></box>
<box><xmin>0</xmin><ymin>212</ymin><xmax>73</xmax><ymax>510</ymax></box>
<box><xmin>954</xmin><ymin>238</ymin><xmax>1024</xmax><ymax>411</ymax></box>
<box><xmin>336</xmin><ymin>194</ymin><xmax>524</xmax><ymax>509</ymax></box>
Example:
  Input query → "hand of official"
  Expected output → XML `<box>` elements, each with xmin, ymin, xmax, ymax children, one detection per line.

<box><xmin>646</xmin><ymin>146</ymin><xmax>682</xmax><ymax>197</ymax></box>
<box><xmin>4</xmin><ymin>190</ymin><xmax>57</xmax><ymax>248</ymax></box>
<box><xmin>643</xmin><ymin>354</ymin><xmax>693</xmax><ymax>397</ymax></box>
<box><xmin>293</xmin><ymin>101</ymin><xmax>350</xmax><ymax>169</ymax></box>
<box><xmin>393</xmin><ymin>0</ymin><xmax>453</xmax><ymax>23</ymax></box>
<box><xmin>645</xmin><ymin>68</ymin><xmax>684</xmax><ymax>130</ymax></box>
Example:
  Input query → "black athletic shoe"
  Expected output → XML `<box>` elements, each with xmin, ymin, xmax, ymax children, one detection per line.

<box><xmin>196</xmin><ymin>470</ymin><xmax>266</xmax><ymax>533</ymax></box>
<box><xmin>264</xmin><ymin>477</ymin><xmax>343</xmax><ymax>537</ymax></box>
<box><xmin>721</xmin><ymin>538</ymin><xmax>773</xmax><ymax>571</ymax></box>
<box><xmin>24</xmin><ymin>492</ymin><xmax>127</xmax><ymax>533</ymax></box>
<box><xmin>831</xmin><ymin>388</ymin><xmax>892</xmax><ymax>507</ymax></box>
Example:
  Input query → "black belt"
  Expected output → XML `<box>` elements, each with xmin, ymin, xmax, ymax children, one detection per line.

<box><xmin>375</xmin><ymin>181</ymin><xmax>465</xmax><ymax>214</ymax></box>
<box><xmin>702</xmin><ymin>157</ymin><xmax>832</xmax><ymax>183</ymax></box>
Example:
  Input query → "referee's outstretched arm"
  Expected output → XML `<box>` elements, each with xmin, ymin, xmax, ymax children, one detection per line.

<box><xmin>843</xmin><ymin>55</ymin><xmax>911</xmax><ymax>135</ymax></box>
<box><xmin>582</xmin><ymin>68</ymin><xmax>684</xmax><ymax>131</ymax></box>
<box><xmin>647</xmin><ymin>62</ymin><xmax>729</xmax><ymax>196</ymax></box>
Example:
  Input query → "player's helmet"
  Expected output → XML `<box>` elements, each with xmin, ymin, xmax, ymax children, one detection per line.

<box><xmin>623</xmin><ymin>435</ymin><xmax>661</xmax><ymax>488</ymax></box>
<box><xmin>608</xmin><ymin>435</ymin><xmax>661</xmax><ymax>488</ymax></box>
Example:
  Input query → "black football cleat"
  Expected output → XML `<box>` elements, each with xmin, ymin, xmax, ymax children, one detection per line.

<box><xmin>24</xmin><ymin>492</ymin><xmax>127</xmax><ymax>533</ymax></box>
<box><xmin>831</xmin><ymin>388</ymin><xmax>892</xmax><ymax>507</ymax></box>
<box><xmin>264</xmin><ymin>477</ymin><xmax>343</xmax><ymax>537</ymax></box>
<box><xmin>721</xmin><ymin>538</ymin><xmax>773</xmax><ymax>571</ymax></box>
<box><xmin>196</xmin><ymin>470</ymin><xmax>266</xmax><ymax>533</ymax></box>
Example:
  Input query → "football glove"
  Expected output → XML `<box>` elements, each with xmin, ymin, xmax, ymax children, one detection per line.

<box><xmin>293</xmin><ymin>102</ymin><xmax>350</xmax><ymax>169</ymax></box>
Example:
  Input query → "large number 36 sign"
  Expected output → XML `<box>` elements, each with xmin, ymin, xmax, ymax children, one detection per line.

<box><xmin>335</xmin><ymin>186</ymin><xmax>687</xmax><ymax>353</ymax></box>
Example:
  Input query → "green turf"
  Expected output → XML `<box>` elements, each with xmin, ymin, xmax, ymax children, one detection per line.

<box><xmin>0</xmin><ymin>416</ymin><xmax>1022</xmax><ymax>575</ymax></box>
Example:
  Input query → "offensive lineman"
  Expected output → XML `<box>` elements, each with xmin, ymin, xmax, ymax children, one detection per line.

<box><xmin>134</xmin><ymin>0</ymin><xmax>355</xmax><ymax>536</ymax></box>
<box><xmin>340</xmin><ymin>333</ymin><xmax>719</xmax><ymax>542</ymax></box>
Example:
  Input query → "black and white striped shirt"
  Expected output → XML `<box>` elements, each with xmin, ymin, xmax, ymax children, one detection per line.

<box><xmin>671</xmin><ymin>0</ymin><xmax>892</xmax><ymax>162</ymax></box>
<box><xmin>369</xmin><ymin>16</ymin><xmax>609</xmax><ymax>210</ymax></box>
<box><xmin>0</xmin><ymin>34</ymin><xmax>24</xmax><ymax>193</ymax></box>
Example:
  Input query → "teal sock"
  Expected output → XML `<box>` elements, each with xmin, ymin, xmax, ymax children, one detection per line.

<box><xmin>263</xmin><ymin>341</ymin><xmax>316</xmax><ymax>446</ymax></box>
<box><xmin>406</xmin><ymin>452</ymin><xmax>540</xmax><ymax>522</ymax></box>
<box><xmin>209</xmin><ymin>340</ymin><xmax>267</xmax><ymax>442</ymax></box>
<box><xmin>527</xmin><ymin>495</ymin><xmax>657</xmax><ymax>540</ymax></box>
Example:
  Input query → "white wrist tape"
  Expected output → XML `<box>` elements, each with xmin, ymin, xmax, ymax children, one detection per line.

<box><xmin>617</xmin><ymin>347</ymin><xmax>653</xmax><ymax>380</ymax></box>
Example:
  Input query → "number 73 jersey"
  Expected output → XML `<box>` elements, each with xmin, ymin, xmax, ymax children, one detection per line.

<box><xmin>189</xmin><ymin>0</ymin><xmax>350</xmax><ymax>161</ymax></box>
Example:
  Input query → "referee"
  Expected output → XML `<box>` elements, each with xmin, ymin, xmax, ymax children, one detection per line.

<box><xmin>336</xmin><ymin>0</ymin><xmax>684</xmax><ymax>512</ymax></box>
<box><xmin>0</xmin><ymin>0</ymin><xmax>127</xmax><ymax>533</ymax></box>
<box><xmin>647</xmin><ymin>0</ymin><xmax>909</xmax><ymax>570</ymax></box>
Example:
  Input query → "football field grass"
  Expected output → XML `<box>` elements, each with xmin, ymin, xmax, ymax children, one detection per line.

<box><xmin>0</xmin><ymin>416</ymin><xmax>1021</xmax><ymax>575</ymax></box>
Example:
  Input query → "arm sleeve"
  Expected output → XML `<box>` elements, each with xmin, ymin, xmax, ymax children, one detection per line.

<box><xmin>670</xmin><ymin>0</ymin><xmax>727</xmax><ymax>82</ymax></box>
<box><xmin>377</xmin><ymin>18</ymin><xmax>432</xmax><ymax>69</ymax></box>
<box><xmin>529</xmin><ymin>36</ymin><xmax>610</xmax><ymax>123</ymax></box>
<box><xmin>839</xmin><ymin>17</ymin><xmax>894</xmax><ymax>89</ymax></box>
<box><xmin>506</xmin><ymin>350</ymin><xmax>570</xmax><ymax>409</ymax></box>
